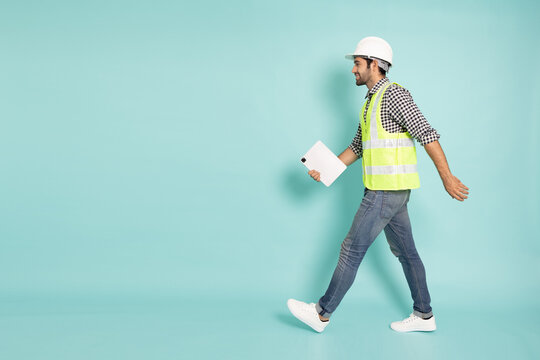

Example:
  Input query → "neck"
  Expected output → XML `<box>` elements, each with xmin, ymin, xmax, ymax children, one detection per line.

<box><xmin>366</xmin><ymin>74</ymin><xmax>385</xmax><ymax>91</ymax></box>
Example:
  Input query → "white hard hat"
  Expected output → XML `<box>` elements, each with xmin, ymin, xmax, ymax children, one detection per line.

<box><xmin>345</xmin><ymin>36</ymin><xmax>393</xmax><ymax>66</ymax></box>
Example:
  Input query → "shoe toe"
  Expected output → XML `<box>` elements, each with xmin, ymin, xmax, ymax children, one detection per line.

<box><xmin>287</xmin><ymin>298</ymin><xmax>328</xmax><ymax>333</ymax></box>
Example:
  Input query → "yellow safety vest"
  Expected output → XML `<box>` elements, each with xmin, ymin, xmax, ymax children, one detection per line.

<box><xmin>360</xmin><ymin>82</ymin><xmax>420</xmax><ymax>190</ymax></box>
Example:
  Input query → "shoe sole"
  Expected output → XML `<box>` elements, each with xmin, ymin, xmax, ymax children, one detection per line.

<box><xmin>390</xmin><ymin>324</ymin><xmax>436</xmax><ymax>332</ymax></box>
<box><xmin>391</xmin><ymin>327</ymin><xmax>437</xmax><ymax>332</ymax></box>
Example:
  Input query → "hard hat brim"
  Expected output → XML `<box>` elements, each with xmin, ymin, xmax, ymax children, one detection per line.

<box><xmin>344</xmin><ymin>54</ymin><xmax>392</xmax><ymax>65</ymax></box>
<box><xmin>345</xmin><ymin>54</ymin><xmax>370</xmax><ymax>61</ymax></box>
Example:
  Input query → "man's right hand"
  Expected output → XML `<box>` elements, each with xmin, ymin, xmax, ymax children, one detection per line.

<box><xmin>308</xmin><ymin>170</ymin><xmax>321</xmax><ymax>182</ymax></box>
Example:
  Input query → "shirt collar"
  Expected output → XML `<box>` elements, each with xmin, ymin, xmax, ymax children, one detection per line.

<box><xmin>365</xmin><ymin>77</ymin><xmax>390</xmax><ymax>99</ymax></box>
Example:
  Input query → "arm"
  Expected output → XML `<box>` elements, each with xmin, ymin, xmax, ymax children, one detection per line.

<box><xmin>424</xmin><ymin>140</ymin><xmax>469</xmax><ymax>201</ymax></box>
<box><xmin>387</xmin><ymin>86</ymin><xmax>441</xmax><ymax>146</ymax></box>
<box><xmin>387</xmin><ymin>86</ymin><xmax>469</xmax><ymax>201</ymax></box>
<box><xmin>338</xmin><ymin>147</ymin><xmax>359</xmax><ymax>166</ymax></box>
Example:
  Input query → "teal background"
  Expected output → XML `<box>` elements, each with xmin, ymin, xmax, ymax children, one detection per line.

<box><xmin>1</xmin><ymin>0</ymin><xmax>539</xmax><ymax>359</ymax></box>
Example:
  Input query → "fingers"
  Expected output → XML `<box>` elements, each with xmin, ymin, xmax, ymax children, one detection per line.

<box><xmin>455</xmin><ymin>176</ymin><xmax>470</xmax><ymax>192</ymax></box>
<box><xmin>458</xmin><ymin>183</ymin><xmax>469</xmax><ymax>200</ymax></box>
<box><xmin>451</xmin><ymin>186</ymin><xmax>470</xmax><ymax>201</ymax></box>
<box><xmin>308</xmin><ymin>170</ymin><xmax>321</xmax><ymax>182</ymax></box>
<box><xmin>450</xmin><ymin>176</ymin><xmax>470</xmax><ymax>201</ymax></box>
<box><xmin>450</xmin><ymin>191</ymin><xmax>463</xmax><ymax>201</ymax></box>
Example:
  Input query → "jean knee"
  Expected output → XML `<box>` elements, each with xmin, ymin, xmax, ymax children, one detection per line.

<box><xmin>397</xmin><ymin>248</ymin><xmax>421</xmax><ymax>264</ymax></box>
<box><xmin>388</xmin><ymin>243</ymin><xmax>402</xmax><ymax>258</ymax></box>
<box><xmin>338</xmin><ymin>237</ymin><xmax>366</xmax><ymax>269</ymax></box>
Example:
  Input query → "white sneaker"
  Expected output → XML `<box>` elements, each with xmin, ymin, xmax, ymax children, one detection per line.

<box><xmin>390</xmin><ymin>313</ymin><xmax>436</xmax><ymax>332</ymax></box>
<box><xmin>287</xmin><ymin>298</ymin><xmax>329</xmax><ymax>333</ymax></box>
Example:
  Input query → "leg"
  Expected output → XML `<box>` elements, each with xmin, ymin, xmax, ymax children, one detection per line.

<box><xmin>384</xmin><ymin>200</ymin><xmax>433</xmax><ymax>318</ymax></box>
<box><xmin>316</xmin><ymin>189</ymin><xmax>408</xmax><ymax>318</ymax></box>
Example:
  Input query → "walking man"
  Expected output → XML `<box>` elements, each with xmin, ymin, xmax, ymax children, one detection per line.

<box><xmin>287</xmin><ymin>37</ymin><xmax>469</xmax><ymax>333</ymax></box>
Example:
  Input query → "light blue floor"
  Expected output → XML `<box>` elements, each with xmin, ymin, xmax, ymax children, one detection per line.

<box><xmin>0</xmin><ymin>294</ymin><xmax>538</xmax><ymax>359</ymax></box>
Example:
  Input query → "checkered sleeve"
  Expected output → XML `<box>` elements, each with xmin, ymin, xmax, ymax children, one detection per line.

<box><xmin>386</xmin><ymin>86</ymin><xmax>440</xmax><ymax>146</ymax></box>
<box><xmin>348</xmin><ymin>122</ymin><xmax>363</xmax><ymax>157</ymax></box>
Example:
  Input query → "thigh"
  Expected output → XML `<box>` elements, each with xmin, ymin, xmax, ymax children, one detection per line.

<box><xmin>383</xmin><ymin>203</ymin><xmax>418</xmax><ymax>256</ymax></box>
<box><xmin>344</xmin><ymin>190</ymin><xmax>390</xmax><ymax>249</ymax></box>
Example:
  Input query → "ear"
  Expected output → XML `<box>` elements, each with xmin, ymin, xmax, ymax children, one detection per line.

<box><xmin>371</xmin><ymin>59</ymin><xmax>378</xmax><ymax>72</ymax></box>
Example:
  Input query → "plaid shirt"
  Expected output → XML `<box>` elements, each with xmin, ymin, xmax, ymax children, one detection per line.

<box><xmin>348</xmin><ymin>77</ymin><xmax>440</xmax><ymax>157</ymax></box>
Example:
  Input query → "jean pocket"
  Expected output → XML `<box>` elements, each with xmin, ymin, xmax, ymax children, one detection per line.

<box><xmin>362</xmin><ymin>189</ymin><xmax>377</xmax><ymax>205</ymax></box>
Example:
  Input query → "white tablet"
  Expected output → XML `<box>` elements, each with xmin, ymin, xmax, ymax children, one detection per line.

<box><xmin>301</xmin><ymin>140</ymin><xmax>347</xmax><ymax>187</ymax></box>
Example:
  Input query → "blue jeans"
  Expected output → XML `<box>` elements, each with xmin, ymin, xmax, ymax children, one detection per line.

<box><xmin>315</xmin><ymin>188</ymin><xmax>433</xmax><ymax>319</ymax></box>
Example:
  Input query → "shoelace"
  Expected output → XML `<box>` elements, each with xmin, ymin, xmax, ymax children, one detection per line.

<box><xmin>303</xmin><ymin>303</ymin><xmax>317</xmax><ymax>315</ymax></box>
<box><xmin>403</xmin><ymin>314</ymin><xmax>419</xmax><ymax>323</ymax></box>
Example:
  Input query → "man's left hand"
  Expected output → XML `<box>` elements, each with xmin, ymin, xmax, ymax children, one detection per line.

<box><xmin>443</xmin><ymin>174</ymin><xmax>469</xmax><ymax>201</ymax></box>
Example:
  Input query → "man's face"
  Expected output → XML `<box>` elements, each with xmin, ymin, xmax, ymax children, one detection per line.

<box><xmin>352</xmin><ymin>57</ymin><xmax>371</xmax><ymax>86</ymax></box>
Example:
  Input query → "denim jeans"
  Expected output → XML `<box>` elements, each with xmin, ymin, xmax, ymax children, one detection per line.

<box><xmin>315</xmin><ymin>188</ymin><xmax>433</xmax><ymax>319</ymax></box>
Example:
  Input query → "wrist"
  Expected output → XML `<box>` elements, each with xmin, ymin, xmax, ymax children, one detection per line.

<box><xmin>439</xmin><ymin>170</ymin><xmax>452</xmax><ymax>182</ymax></box>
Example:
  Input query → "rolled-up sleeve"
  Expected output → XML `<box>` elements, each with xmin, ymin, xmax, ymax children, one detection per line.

<box><xmin>348</xmin><ymin>123</ymin><xmax>363</xmax><ymax>157</ymax></box>
<box><xmin>387</xmin><ymin>86</ymin><xmax>440</xmax><ymax>146</ymax></box>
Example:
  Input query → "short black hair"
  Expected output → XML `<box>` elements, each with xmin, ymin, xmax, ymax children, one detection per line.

<box><xmin>365</xmin><ymin>58</ymin><xmax>387</xmax><ymax>76</ymax></box>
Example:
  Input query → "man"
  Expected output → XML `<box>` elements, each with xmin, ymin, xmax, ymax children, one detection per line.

<box><xmin>287</xmin><ymin>36</ymin><xmax>469</xmax><ymax>333</ymax></box>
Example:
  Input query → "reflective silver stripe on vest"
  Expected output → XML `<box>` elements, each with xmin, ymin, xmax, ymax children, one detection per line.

<box><xmin>369</xmin><ymin>82</ymin><xmax>392</xmax><ymax>139</ymax></box>
<box><xmin>362</xmin><ymin>138</ymin><xmax>414</xmax><ymax>149</ymax></box>
<box><xmin>364</xmin><ymin>164</ymin><xmax>418</xmax><ymax>175</ymax></box>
